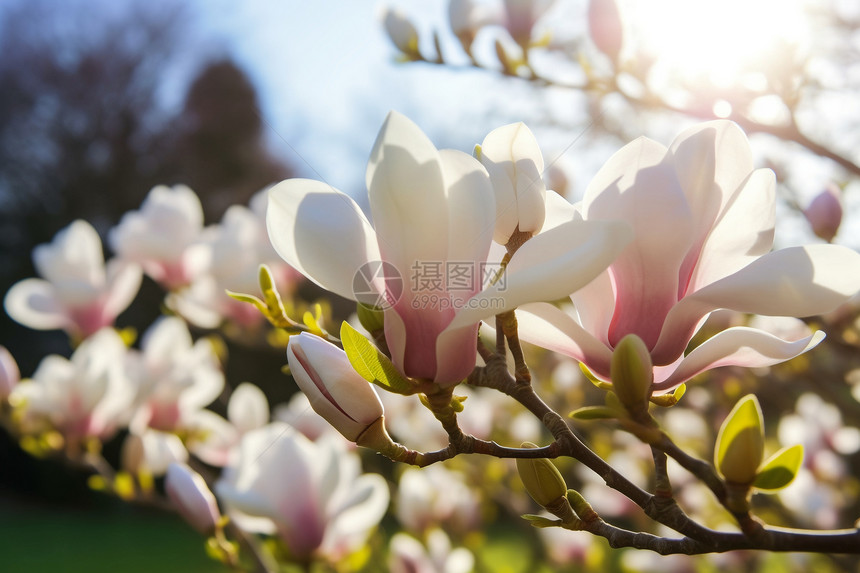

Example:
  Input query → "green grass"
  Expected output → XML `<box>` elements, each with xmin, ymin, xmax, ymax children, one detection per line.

<box><xmin>0</xmin><ymin>496</ymin><xmax>227</xmax><ymax>573</ymax></box>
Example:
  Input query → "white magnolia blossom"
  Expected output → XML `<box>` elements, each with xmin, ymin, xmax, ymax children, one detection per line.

<box><xmin>216</xmin><ymin>423</ymin><xmax>389</xmax><ymax>562</ymax></box>
<box><xmin>126</xmin><ymin>317</ymin><xmax>227</xmax><ymax>470</ymax></box>
<box><xmin>388</xmin><ymin>530</ymin><xmax>475</xmax><ymax>573</ymax></box>
<box><xmin>503</xmin><ymin>0</ymin><xmax>555</xmax><ymax>46</ymax></box>
<box><xmin>165</xmin><ymin>462</ymin><xmax>221</xmax><ymax>534</ymax></box>
<box><xmin>515</xmin><ymin>120</ymin><xmax>860</xmax><ymax>391</ymax></box>
<box><xmin>4</xmin><ymin>220</ymin><xmax>141</xmax><ymax>339</ymax></box>
<box><xmin>448</xmin><ymin>0</ymin><xmax>503</xmax><ymax>46</ymax></box>
<box><xmin>10</xmin><ymin>328</ymin><xmax>135</xmax><ymax>441</ymax></box>
<box><xmin>169</xmin><ymin>190</ymin><xmax>302</xmax><ymax>328</ymax></box>
<box><xmin>478</xmin><ymin>122</ymin><xmax>547</xmax><ymax>244</ymax></box>
<box><xmin>396</xmin><ymin>466</ymin><xmax>481</xmax><ymax>534</ymax></box>
<box><xmin>109</xmin><ymin>185</ymin><xmax>210</xmax><ymax>290</ymax></box>
<box><xmin>268</xmin><ymin>111</ymin><xmax>629</xmax><ymax>386</ymax></box>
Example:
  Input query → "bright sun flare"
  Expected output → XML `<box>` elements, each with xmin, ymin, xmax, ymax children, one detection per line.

<box><xmin>627</xmin><ymin>0</ymin><xmax>809</xmax><ymax>86</ymax></box>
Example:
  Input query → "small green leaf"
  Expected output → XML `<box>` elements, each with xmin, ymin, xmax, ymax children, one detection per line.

<box><xmin>340</xmin><ymin>321</ymin><xmax>414</xmax><ymax>395</ymax></box>
<box><xmin>226</xmin><ymin>290</ymin><xmax>268</xmax><ymax>316</ymax></box>
<box><xmin>715</xmin><ymin>394</ymin><xmax>764</xmax><ymax>484</ymax></box>
<box><xmin>579</xmin><ymin>363</ymin><xmax>613</xmax><ymax>390</ymax></box>
<box><xmin>521</xmin><ymin>514</ymin><xmax>561</xmax><ymax>528</ymax></box>
<box><xmin>650</xmin><ymin>383</ymin><xmax>686</xmax><ymax>407</ymax></box>
<box><xmin>753</xmin><ymin>444</ymin><xmax>804</xmax><ymax>491</ymax></box>
<box><xmin>569</xmin><ymin>406</ymin><xmax>616</xmax><ymax>420</ymax></box>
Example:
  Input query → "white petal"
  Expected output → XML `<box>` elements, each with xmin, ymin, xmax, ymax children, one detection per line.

<box><xmin>653</xmin><ymin>245</ymin><xmax>860</xmax><ymax>365</ymax></box>
<box><xmin>687</xmin><ymin>169</ymin><xmax>775</xmax><ymax>292</ymax></box>
<box><xmin>446</xmin><ymin>218</ymin><xmax>632</xmax><ymax>331</ymax></box>
<box><xmin>440</xmin><ymin>149</ymin><xmax>495</xmax><ymax>271</ymax></box>
<box><xmin>328</xmin><ymin>473</ymin><xmax>390</xmax><ymax>537</ymax></box>
<box><xmin>366</xmin><ymin>111</ymin><xmax>447</xmax><ymax>275</ymax></box>
<box><xmin>228</xmin><ymin>383</ymin><xmax>270</xmax><ymax>433</ymax></box>
<box><xmin>541</xmin><ymin>190</ymin><xmax>580</xmax><ymax>232</ymax></box>
<box><xmin>34</xmin><ymin>220</ymin><xmax>105</xmax><ymax>287</ymax></box>
<box><xmin>654</xmin><ymin>327</ymin><xmax>825</xmax><ymax>391</ymax></box>
<box><xmin>267</xmin><ymin>178</ymin><xmax>380</xmax><ymax>301</ymax></box>
<box><xmin>515</xmin><ymin>302</ymin><xmax>613</xmax><ymax>379</ymax></box>
<box><xmin>103</xmin><ymin>259</ymin><xmax>143</xmax><ymax>320</ymax></box>
<box><xmin>3</xmin><ymin>279</ymin><xmax>69</xmax><ymax>330</ymax></box>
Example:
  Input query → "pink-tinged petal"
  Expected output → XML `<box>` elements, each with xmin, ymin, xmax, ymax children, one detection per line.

<box><xmin>652</xmin><ymin>245</ymin><xmax>860</xmax><ymax>365</ymax></box>
<box><xmin>187</xmin><ymin>410</ymin><xmax>239</xmax><ymax>467</ymax></box>
<box><xmin>446</xmin><ymin>218</ymin><xmax>632</xmax><ymax>332</ymax></box>
<box><xmin>165</xmin><ymin>462</ymin><xmax>221</xmax><ymax>534</ymax></box>
<box><xmin>383</xmin><ymin>308</ymin><xmax>409</xmax><ymax>380</ymax></box>
<box><xmin>583</xmin><ymin>137</ymin><xmax>694</xmax><ymax>349</ymax></box>
<box><xmin>287</xmin><ymin>333</ymin><xmax>383</xmax><ymax>440</ymax></box>
<box><xmin>432</xmin><ymin>323</ymin><xmax>481</xmax><ymax>386</ymax></box>
<box><xmin>0</xmin><ymin>345</ymin><xmax>19</xmax><ymax>399</ymax></box>
<box><xmin>34</xmin><ymin>220</ymin><xmax>105</xmax><ymax>286</ymax></box>
<box><xmin>326</xmin><ymin>472</ymin><xmax>390</xmax><ymax>539</ymax></box>
<box><xmin>366</xmin><ymin>111</ymin><xmax>447</xmax><ymax>277</ymax></box>
<box><xmin>686</xmin><ymin>169</ymin><xmax>775</xmax><ymax>293</ymax></box>
<box><xmin>654</xmin><ymin>327</ymin><xmax>826</xmax><ymax>391</ymax></box>
<box><xmin>569</xmin><ymin>269</ymin><xmax>615</xmax><ymax>347</ymax></box>
<box><xmin>103</xmin><ymin>259</ymin><xmax>143</xmax><ymax>320</ymax></box>
<box><xmin>3</xmin><ymin>279</ymin><xmax>70</xmax><ymax>331</ymax></box>
<box><xmin>267</xmin><ymin>179</ymin><xmax>380</xmax><ymax>301</ymax></box>
<box><xmin>515</xmin><ymin>302</ymin><xmax>613</xmax><ymax>379</ymax></box>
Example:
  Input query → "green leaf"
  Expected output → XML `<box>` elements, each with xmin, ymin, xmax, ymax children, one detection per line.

<box><xmin>753</xmin><ymin>444</ymin><xmax>804</xmax><ymax>491</ymax></box>
<box><xmin>340</xmin><ymin>321</ymin><xmax>414</xmax><ymax>395</ymax></box>
<box><xmin>226</xmin><ymin>290</ymin><xmax>268</xmax><ymax>316</ymax></box>
<box><xmin>715</xmin><ymin>394</ymin><xmax>764</xmax><ymax>484</ymax></box>
<box><xmin>521</xmin><ymin>514</ymin><xmax>561</xmax><ymax>528</ymax></box>
<box><xmin>569</xmin><ymin>406</ymin><xmax>616</xmax><ymax>420</ymax></box>
<box><xmin>650</xmin><ymin>383</ymin><xmax>686</xmax><ymax>407</ymax></box>
<box><xmin>579</xmin><ymin>363</ymin><xmax>613</xmax><ymax>390</ymax></box>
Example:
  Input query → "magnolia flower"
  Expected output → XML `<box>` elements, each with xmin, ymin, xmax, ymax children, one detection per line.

<box><xmin>109</xmin><ymin>185</ymin><xmax>210</xmax><ymax>290</ymax></box>
<box><xmin>170</xmin><ymin>190</ymin><xmax>302</xmax><ymax>328</ymax></box>
<box><xmin>503</xmin><ymin>0</ymin><xmax>555</xmax><ymax>46</ymax></box>
<box><xmin>804</xmin><ymin>184</ymin><xmax>842</xmax><ymax>242</ymax></box>
<box><xmin>4</xmin><ymin>220</ymin><xmax>142</xmax><ymax>340</ymax></box>
<box><xmin>382</xmin><ymin>8</ymin><xmax>419</xmax><ymax>57</ymax></box>
<box><xmin>517</xmin><ymin>121</ymin><xmax>860</xmax><ymax>391</ymax></box>
<box><xmin>477</xmin><ymin>122</ymin><xmax>547</xmax><ymax>245</ymax></box>
<box><xmin>287</xmin><ymin>332</ymin><xmax>383</xmax><ymax>442</ymax></box>
<box><xmin>9</xmin><ymin>328</ymin><xmax>135</xmax><ymax>441</ymax></box>
<box><xmin>448</xmin><ymin>0</ymin><xmax>502</xmax><ymax>49</ymax></box>
<box><xmin>587</xmin><ymin>0</ymin><xmax>623</xmax><ymax>63</ymax></box>
<box><xmin>389</xmin><ymin>530</ymin><xmax>474</xmax><ymax>573</ymax></box>
<box><xmin>267</xmin><ymin>111</ymin><xmax>629</xmax><ymax>386</ymax></box>
<box><xmin>0</xmin><ymin>345</ymin><xmax>20</xmax><ymax>400</ymax></box>
<box><xmin>216</xmin><ymin>423</ymin><xmax>389</xmax><ymax>562</ymax></box>
<box><xmin>165</xmin><ymin>463</ymin><xmax>221</xmax><ymax>535</ymax></box>
<box><xmin>396</xmin><ymin>466</ymin><xmax>481</xmax><ymax>534</ymax></box>
<box><xmin>126</xmin><ymin>317</ymin><xmax>227</xmax><ymax>469</ymax></box>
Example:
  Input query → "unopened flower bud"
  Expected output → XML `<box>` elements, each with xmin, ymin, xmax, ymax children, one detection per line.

<box><xmin>287</xmin><ymin>332</ymin><xmax>384</xmax><ymax>442</ymax></box>
<box><xmin>449</xmin><ymin>0</ymin><xmax>501</xmax><ymax>51</ymax></box>
<box><xmin>716</xmin><ymin>395</ymin><xmax>764</xmax><ymax>485</ymax></box>
<box><xmin>804</xmin><ymin>184</ymin><xmax>842</xmax><ymax>242</ymax></box>
<box><xmin>356</xmin><ymin>303</ymin><xmax>386</xmax><ymax>334</ymax></box>
<box><xmin>516</xmin><ymin>442</ymin><xmax>567</xmax><ymax>507</ymax></box>
<box><xmin>610</xmin><ymin>334</ymin><xmax>653</xmax><ymax>411</ymax></box>
<box><xmin>0</xmin><ymin>345</ymin><xmax>20</xmax><ymax>400</ymax></box>
<box><xmin>382</xmin><ymin>8</ymin><xmax>420</xmax><ymax>58</ymax></box>
<box><xmin>165</xmin><ymin>463</ymin><xmax>221</xmax><ymax>535</ymax></box>
<box><xmin>503</xmin><ymin>0</ymin><xmax>554</xmax><ymax>48</ymax></box>
<box><xmin>478</xmin><ymin>123</ymin><xmax>547</xmax><ymax>245</ymax></box>
<box><xmin>587</xmin><ymin>0</ymin><xmax>623</xmax><ymax>63</ymax></box>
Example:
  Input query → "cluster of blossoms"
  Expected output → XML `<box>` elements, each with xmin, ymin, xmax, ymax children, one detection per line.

<box><xmin>4</xmin><ymin>103</ymin><xmax>860</xmax><ymax>569</ymax></box>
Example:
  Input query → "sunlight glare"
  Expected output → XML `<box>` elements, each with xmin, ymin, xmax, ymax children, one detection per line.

<box><xmin>628</xmin><ymin>0</ymin><xmax>809</xmax><ymax>86</ymax></box>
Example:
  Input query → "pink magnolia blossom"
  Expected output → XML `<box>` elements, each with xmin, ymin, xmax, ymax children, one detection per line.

<box><xmin>165</xmin><ymin>462</ymin><xmax>221</xmax><ymax>535</ymax></box>
<box><xmin>109</xmin><ymin>185</ymin><xmax>210</xmax><ymax>290</ymax></box>
<box><xmin>216</xmin><ymin>423</ymin><xmax>389</xmax><ymax>562</ymax></box>
<box><xmin>516</xmin><ymin>121</ymin><xmax>860</xmax><ymax>391</ymax></box>
<box><xmin>267</xmin><ymin>111</ymin><xmax>629</xmax><ymax>386</ymax></box>
<box><xmin>4</xmin><ymin>220</ymin><xmax>142</xmax><ymax>340</ymax></box>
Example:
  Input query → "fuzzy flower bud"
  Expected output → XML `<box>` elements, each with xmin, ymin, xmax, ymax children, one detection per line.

<box><xmin>609</xmin><ymin>334</ymin><xmax>653</xmax><ymax>412</ymax></box>
<box><xmin>587</xmin><ymin>0</ymin><xmax>623</xmax><ymax>63</ymax></box>
<box><xmin>165</xmin><ymin>463</ymin><xmax>221</xmax><ymax>535</ymax></box>
<box><xmin>477</xmin><ymin>123</ymin><xmax>547</xmax><ymax>245</ymax></box>
<box><xmin>382</xmin><ymin>8</ymin><xmax>420</xmax><ymax>57</ymax></box>
<box><xmin>287</xmin><ymin>332</ymin><xmax>384</xmax><ymax>442</ymax></box>
<box><xmin>804</xmin><ymin>184</ymin><xmax>843</xmax><ymax>242</ymax></box>
<box><xmin>516</xmin><ymin>442</ymin><xmax>567</xmax><ymax>507</ymax></box>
